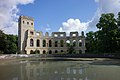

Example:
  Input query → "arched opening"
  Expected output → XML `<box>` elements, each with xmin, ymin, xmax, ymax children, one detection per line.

<box><xmin>60</xmin><ymin>40</ymin><xmax>64</xmax><ymax>47</ymax></box>
<box><xmin>73</xmin><ymin>40</ymin><xmax>76</xmax><ymax>47</ymax></box>
<box><xmin>30</xmin><ymin>50</ymin><xmax>34</xmax><ymax>54</ymax></box>
<box><xmin>24</xmin><ymin>50</ymin><xmax>27</xmax><ymax>54</ymax></box>
<box><xmin>55</xmin><ymin>50</ymin><xmax>58</xmax><ymax>53</ymax></box>
<box><xmin>61</xmin><ymin>50</ymin><xmax>63</xmax><ymax>53</ymax></box>
<box><xmin>43</xmin><ymin>40</ymin><xmax>46</xmax><ymax>47</ymax></box>
<box><xmin>37</xmin><ymin>50</ymin><xmax>40</xmax><ymax>54</ymax></box>
<box><xmin>67</xmin><ymin>50</ymin><xmax>68</xmax><ymax>52</ymax></box>
<box><xmin>49</xmin><ymin>40</ymin><xmax>52</xmax><ymax>47</ymax></box>
<box><xmin>36</xmin><ymin>39</ymin><xmax>40</xmax><ymax>47</ymax></box>
<box><xmin>43</xmin><ymin>50</ymin><xmax>46</xmax><ymax>54</ymax></box>
<box><xmin>30</xmin><ymin>39</ymin><xmax>34</xmax><ymax>47</ymax></box>
<box><xmin>49</xmin><ymin>50</ymin><xmax>52</xmax><ymax>54</ymax></box>
<box><xmin>55</xmin><ymin>41</ymin><xmax>58</xmax><ymax>47</ymax></box>
<box><xmin>66</xmin><ymin>40</ymin><xmax>70</xmax><ymax>47</ymax></box>
<box><xmin>79</xmin><ymin>40</ymin><xmax>82</xmax><ymax>47</ymax></box>
<box><xmin>35</xmin><ymin>50</ymin><xmax>40</xmax><ymax>54</ymax></box>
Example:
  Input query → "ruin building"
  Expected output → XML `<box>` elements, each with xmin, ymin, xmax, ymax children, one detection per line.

<box><xmin>18</xmin><ymin>16</ymin><xmax>86</xmax><ymax>54</ymax></box>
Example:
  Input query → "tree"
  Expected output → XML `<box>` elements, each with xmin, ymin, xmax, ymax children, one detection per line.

<box><xmin>0</xmin><ymin>30</ymin><xmax>18</xmax><ymax>54</ymax></box>
<box><xmin>116</xmin><ymin>12</ymin><xmax>120</xmax><ymax>53</ymax></box>
<box><xmin>3</xmin><ymin>34</ymin><xmax>18</xmax><ymax>54</ymax></box>
<box><xmin>86</xmin><ymin>13</ymin><xmax>120</xmax><ymax>54</ymax></box>
<box><xmin>86</xmin><ymin>31</ymin><xmax>95</xmax><ymax>53</ymax></box>
<box><xmin>96</xmin><ymin>13</ymin><xmax>118</xmax><ymax>53</ymax></box>
<box><xmin>67</xmin><ymin>45</ymin><xmax>76</xmax><ymax>54</ymax></box>
<box><xmin>0</xmin><ymin>30</ymin><xmax>6</xmax><ymax>53</ymax></box>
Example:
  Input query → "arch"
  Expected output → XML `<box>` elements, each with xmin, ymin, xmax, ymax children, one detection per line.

<box><xmin>24</xmin><ymin>50</ymin><xmax>27</xmax><ymax>54</ymax></box>
<box><xmin>49</xmin><ymin>50</ymin><xmax>52</xmax><ymax>54</ymax></box>
<box><xmin>60</xmin><ymin>40</ymin><xmax>64</xmax><ymax>47</ymax></box>
<box><xmin>61</xmin><ymin>50</ymin><xmax>63</xmax><ymax>53</ymax></box>
<box><xmin>55</xmin><ymin>41</ymin><xmax>58</xmax><ymax>47</ymax></box>
<box><xmin>23</xmin><ymin>21</ymin><xmax>24</xmax><ymax>24</ymax></box>
<box><xmin>66</xmin><ymin>40</ymin><xmax>70</xmax><ymax>47</ymax></box>
<box><xmin>30</xmin><ymin>50</ymin><xmax>34</xmax><ymax>54</ymax></box>
<box><xmin>49</xmin><ymin>40</ymin><xmax>52</xmax><ymax>47</ymax></box>
<box><xmin>36</xmin><ymin>39</ymin><xmax>40</xmax><ymax>47</ymax></box>
<box><xmin>30</xmin><ymin>39</ymin><xmax>34</xmax><ymax>47</ymax></box>
<box><xmin>43</xmin><ymin>50</ymin><xmax>46</xmax><ymax>54</ymax></box>
<box><xmin>79</xmin><ymin>40</ymin><xmax>82</xmax><ymax>47</ymax></box>
<box><xmin>43</xmin><ymin>40</ymin><xmax>46</xmax><ymax>47</ymax></box>
<box><xmin>55</xmin><ymin>50</ymin><xmax>58</xmax><ymax>53</ymax></box>
<box><xmin>67</xmin><ymin>50</ymin><xmax>68</xmax><ymax>52</ymax></box>
<box><xmin>27</xmin><ymin>22</ymin><xmax>29</xmax><ymax>25</ymax></box>
<box><xmin>73</xmin><ymin>40</ymin><xmax>76</xmax><ymax>47</ymax></box>
<box><xmin>37</xmin><ymin>50</ymin><xmax>40</xmax><ymax>54</ymax></box>
<box><xmin>35</xmin><ymin>50</ymin><xmax>40</xmax><ymax>54</ymax></box>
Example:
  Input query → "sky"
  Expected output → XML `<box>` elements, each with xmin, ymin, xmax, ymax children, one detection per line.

<box><xmin>0</xmin><ymin>0</ymin><xmax>120</xmax><ymax>35</ymax></box>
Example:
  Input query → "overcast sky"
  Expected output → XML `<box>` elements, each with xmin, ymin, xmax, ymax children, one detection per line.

<box><xmin>0</xmin><ymin>0</ymin><xmax>120</xmax><ymax>35</ymax></box>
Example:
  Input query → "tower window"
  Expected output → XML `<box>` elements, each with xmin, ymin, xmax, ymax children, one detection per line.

<box><xmin>31</xmin><ymin>23</ymin><xmax>33</xmax><ymax>25</ymax></box>
<box><xmin>23</xmin><ymin>21</ymin><xmax>24</xmax><ymax>24</ymax></box>
<box><xmin>30</xmin><ymin>31</ymin><xmax>33</xmax><ymax>35</ymax></box>
<box><xmin>27</xmin><ymin>22</ymin><xmax>29</xmax><ymax>25</ymax></box>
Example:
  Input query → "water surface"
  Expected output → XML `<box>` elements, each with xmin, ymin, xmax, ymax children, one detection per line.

<box><xmin>0</xmin><ymin>60</ymin><xmax>120</xmax><ymax>80</ymax></box>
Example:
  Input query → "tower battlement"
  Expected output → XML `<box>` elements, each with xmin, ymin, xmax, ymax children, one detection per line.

<box><xmin>20</xmin><ymin>16</ymin><xmax>34</xmax><ymax>21</ymax></box>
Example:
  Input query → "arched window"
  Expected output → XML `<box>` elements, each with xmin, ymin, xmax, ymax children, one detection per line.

<box><xmin>49</xmin><ymin>50</ymin><xmax>52</xmax><ymax>54</ymax></box>
<box><xmin>35</xmin><ymin>50</ymin><xmax>40</xmax><ymax>54</ymax></box>
<box><xmin>60</xmin><ymin>40</ymin><xmax>64</xmax><ymax>47</ymax></box>
<box><xmin>23</xmin><ymin>21</ymin><xmax>24</xmax><ymax>24</ymax></box>
<box><xmin>30</xmin><ymin>50</ymin><xmax>34</xmax><ymax>54</ymax></box>
<box><xmin>43</xmin><ymin>40</ymin><xmax>46</xmax><ymax>47</ymax></box>
<box><xmin>79</xmin><ymin>40</ymin><xmax>82</xmax><ymax>47</ymax></box>
<box><xmin>55</xmin><ymin>41</ymin><xmax>58</xmax><ymax>47</ymax></box>
<box><xmin>43</xmin><ymin>50</ymin><xmax>46</xmax><ymax>54</ymax></box>
<box><xmin>30</xmin><ymin>39</ymin><xmax>34</xmax><ymax>47</ymax></box>
<box><xmin>61</xmin><ymin>50</ymin><xmax>63</xmax><ymax>53</ymax></box>
<box><xmin>27</xmin><ymin>22</ymin><xmax>29</xmax><ymax>25</ymax></box>
<box><xmin>37</xmin><ymin>50</ymin><xmax>40</xmax><ymax>54</ymax></box>
<box><xmin>36</xmin><ymin>39</ymin><xmax>40</xmax><ymax>47</ymax></box>
<box><xmin>66</xmin><ymin>40</ymin><xmax>70</xmax><ymax>47</ymax></box>
<box><xmin>73</xmin><ymin>40</ymin><xmax>76</xmax><ymax>47</ymax></box>
<box><xmin>55</xmin><ymin>50</ymin><xmax>58</xmax><ymax>53</ymax></box>
<box><xmin>49</xmin><ymin>40</ymin><xmax>52</xmax><ymax>47</ymax></box>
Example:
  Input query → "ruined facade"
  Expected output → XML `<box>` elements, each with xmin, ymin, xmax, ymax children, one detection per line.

<box><xmin>18</xmin><ymin>16</ymin><xmax>86</xmax><ymax>54</ymax></box>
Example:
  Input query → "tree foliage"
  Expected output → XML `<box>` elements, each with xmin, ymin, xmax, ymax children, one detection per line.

<box><xmin>0</xmin><ymin>30</ymin><xmax>18</xmax><ymax>54</ymax></box>
<box><xmin>67</xmin><ymin>45</ymin><xmax>76</xmax><ymax>54</ymax></box>
<box><xmin>86</xmin><ymin>13</ymin><xmax>120</xmax><ymax>54</ymax></box>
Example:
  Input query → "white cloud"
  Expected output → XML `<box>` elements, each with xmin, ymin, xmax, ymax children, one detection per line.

<box><xmin>59</xmin><ymin>0</ymin><xmax>120</xmax><ymax>34</ymax></box>
<box><xmin>87</xmin><ymin>0</ymin><xmax>120</xmax><ymax>32</ymax></box>
<box><xmin>45</xmin><ymin>24</ymin><xmax>51</xmax><ymax>31</ymax></box>
<box><xmin>95</xmin><ymin>0</ymin><xmax>120</xmax><ymax>16</ymax></box>
<box><xmin>45</xmin><ymin>27</ymin><xmax>51</xmax><ymax>31</ymax></box>
<box><xmin>59</xmin><ymin>18</ymin><xmax>88</xmax><ymax>35</ymax></box>
<box><xmin>0</xmin><ymin>0</ymin><xmax>34</xmax><ymax>35</ymax></box>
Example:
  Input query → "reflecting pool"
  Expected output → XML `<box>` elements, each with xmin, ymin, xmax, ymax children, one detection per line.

<box><xmin>0</xmin><ymin>60</ymin><xmax>120</xmax><ymax>80</ymax></box>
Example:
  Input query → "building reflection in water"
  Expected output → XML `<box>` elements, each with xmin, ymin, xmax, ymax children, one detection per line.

<box><xmin>0</xmin><ymin>61</ymin><xmax>119</xmax><ymax>80</ymax></box>
<box><xmin>25</xmin><ymin>61</ymin><xmax>88</xmax><ymax>80</ymax></box>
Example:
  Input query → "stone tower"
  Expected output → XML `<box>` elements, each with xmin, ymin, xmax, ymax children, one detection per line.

<box><xmin>18</xmin><ymin>16</ymin><xmax>34</xmax><ymax>54</ymax></box>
